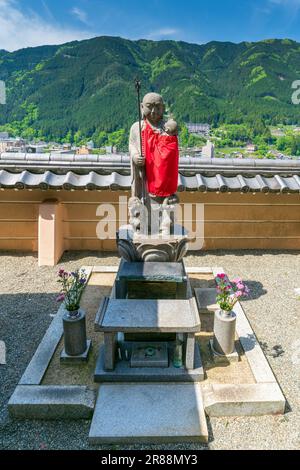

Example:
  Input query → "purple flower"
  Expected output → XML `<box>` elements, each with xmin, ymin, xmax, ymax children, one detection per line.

<box><xmin>56</xmin><ymin>293</ymin><xmax>65</xmax><ymax>302</ymax></box>
<box><xmin>232</xmin><ymin>277</ymin><xmax>242</xmax><ymax>284</ymax></box>
<box><xmin>235</xmin><ymin>290</ymin><xmax>243</xmax><ymax>298</ymax></box>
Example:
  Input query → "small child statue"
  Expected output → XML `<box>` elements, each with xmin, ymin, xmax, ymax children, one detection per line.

<box><xmin>163</xmin><ymin>118</ymin><xmax>178</xmax><ymax>136</ymax></box>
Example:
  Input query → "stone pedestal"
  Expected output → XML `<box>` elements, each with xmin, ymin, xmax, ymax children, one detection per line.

<box><xmin>213</xmin><ymin>309</ymin><xmax>237</xmax><ymax>356</ymax></box>
<box><xmin>60</xmin><ymin>340</ymin><xmax>92</xmax><ymax>364</ymax></box>
<box><xmin>62</xmin><ymin>309</ymin><xmax>87</xmax><ymax>356</ymax></box>
<box><xmin>61</xmin><ymin>308</ymin><xmax>91</xmax><ymax>363</ymax></box>
<box><xmin>117</xmin><ymin>225</ymin><xmax>189</xmax><ymax>262</ymax></box>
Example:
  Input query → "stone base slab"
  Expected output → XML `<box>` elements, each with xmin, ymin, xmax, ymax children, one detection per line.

<box><xmin>209</xmin><ymin>340</ymin><xmax>240</xmax><ymax>363</ymax></box>
<box><xmin>8</xmin><ymin>385</ymin><xmax>95</xmax><ymax>419</ymax></box>
<box><xmin>203</xmin><ymin>383</ymin><xmax>286</xmax><ymax>417</ymax></box>
<box><xmin>60</xmin><ymin>339</ymin><xmax>92</xmax><ymax>364</ymax></box>
<box><xmin>89</xmin><ymin>383</ymin><xmax>208</xmax><ymax>445</ymax></box>
<box><xmin>8</xmin><ymin>266</ymin><xmax>286</xmax><ymax>424</ymax></box>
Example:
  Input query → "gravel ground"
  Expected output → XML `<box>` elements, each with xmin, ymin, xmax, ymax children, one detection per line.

<box><xmin>0</xmin><ymin>250</ymin><xmax>299</xmax><ymax>450</ymax></box>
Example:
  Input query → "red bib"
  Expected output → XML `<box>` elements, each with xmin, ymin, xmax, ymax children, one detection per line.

<box><xmin>142</xmin><ymin>120</ymin><xmax>179</xmax><ymax>197</ymax></box>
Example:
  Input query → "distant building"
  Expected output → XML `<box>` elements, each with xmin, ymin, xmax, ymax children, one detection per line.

<box><xmin>246</xmin><ymin>144</ymin><xmax>258</xmax><ymax>152</ymax></box>
<box><xmin>87</xmin><ymin>140</ymin><xmax>95</xmax><ymax>150</ymax></box>
<box><xmin>77</xmin><ymin>145</ymin><xmax>91</xmax><ymax>155</ymax></box>
<box><xmin>202</xmin><ymin>140</ymin><xmax>215</xmax><ymax>158</ymax></box>
<box><xmin>0</xmin><ymin>137</ymin><xmax>26</xmax><ymax>153</ymax></box>
<box><xmin>105</xmin><ymin>145</ymin><xmax>117</xmax><ymax>154</ymax></box>
<box><xmin>186</xmin><ymin>123</ymin><xmax>210</xmax><ymax>136</ymax></box>
<box><xmin>26</xmin><ymin>143</ymin><xmax>48</xmax><ymax>153</ymax></box>
<box><xmin>269</xmin><ymin>149</ymin><xmax>285</xmax><ymax>159</ymax></box>
<box><xmin>271</xmin><ymin>128</ymin><xmax>285</xmax><ymax>137</ymax></box>
<box><xmin>0</xmin><ymin>132</ymin><xmax>9</xmax><ymax>140</ymax></box>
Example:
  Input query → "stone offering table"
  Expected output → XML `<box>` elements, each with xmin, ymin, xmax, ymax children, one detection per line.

<box><xmin>94</xmin><ymin>296</ymin><xmax>204</xmax><ymax>382</ymax></box>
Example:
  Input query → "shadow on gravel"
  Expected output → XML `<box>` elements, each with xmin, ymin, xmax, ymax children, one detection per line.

<box><xmin>0</xmin><ymin>292</ymin><xmax>57</xmax><ymax>407</ymax></box>
<box><xmin>59</xmin><ymin>251</ymin><xmax>119</xmax><ymax>263</ymax></box>
<box><xmin>240</xmin><ymin>280</ymin><xmax>267</xmax><ymax>301</ymax></box>
<box><xmin>187</xmin><ymin>249</ymin><xmax>300</xmax><ymax>258</ymax></box>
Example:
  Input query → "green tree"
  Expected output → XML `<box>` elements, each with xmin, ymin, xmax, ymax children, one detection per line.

<box><xmin>179</xmin><ymin>125</ymin><xmax>189</xmax><ymax>147</ymax></box>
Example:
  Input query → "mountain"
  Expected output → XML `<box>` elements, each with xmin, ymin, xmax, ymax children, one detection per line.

<box><xmin>0</xmin><ymin>36</ymin><xmax>299</xmax><ymax>141</ymax></box>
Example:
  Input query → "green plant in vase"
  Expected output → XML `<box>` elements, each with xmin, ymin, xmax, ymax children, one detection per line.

<box><xmin>57</xmin><ymin>269</ymin><xmax>87</xmax><ymax>317</ymax></box>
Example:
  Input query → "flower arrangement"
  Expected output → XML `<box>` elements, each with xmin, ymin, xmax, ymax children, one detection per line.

<box><xmin>57</xmin><ymin>268</ymin><xmax>87</xmax><ymax>314</ymax></box>
<box><xmin>215</xmin><ymin>273</ymin><xmax>250</xmax><ymax>312</ymax></box>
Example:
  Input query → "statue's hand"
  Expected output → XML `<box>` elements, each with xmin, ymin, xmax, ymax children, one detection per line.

<box><xmin>133</xmin><ymin>154</ymin><xmax>145</xmax><ymax>167</ymax></box>
<box><xmin>163</xmin><ymin>194</ymin><xmax>179</xmax><ymax>206</ymax></box>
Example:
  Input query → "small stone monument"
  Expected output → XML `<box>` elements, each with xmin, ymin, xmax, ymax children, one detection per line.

<box><xmin>202</xmin><ymin>140</ymin><xmax>215</xmax><ymax>159</ymax></box>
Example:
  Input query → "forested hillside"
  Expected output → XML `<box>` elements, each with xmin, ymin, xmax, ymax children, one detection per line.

<box><xmin>0</xmin><ymin>36</ymin><xmax>299</xmax><ymax>143</ymax></box>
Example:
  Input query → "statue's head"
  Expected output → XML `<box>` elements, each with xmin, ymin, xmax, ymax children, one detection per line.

<box><xmin>141</xmin><ymin>92</ymin><xmax>165</xmax><ymax>125</ymax></box>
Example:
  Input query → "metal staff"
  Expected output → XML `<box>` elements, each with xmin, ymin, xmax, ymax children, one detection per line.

<box><xmin>134</xmin><ymin>78</ymin><xmax>145</xmax><ymax>204</ymax></box>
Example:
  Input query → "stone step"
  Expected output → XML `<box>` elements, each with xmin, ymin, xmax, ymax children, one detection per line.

<box><xmin>89</xmin><ymin>383</ymin><xmax>208</xmax><ymax>445</ymax></box>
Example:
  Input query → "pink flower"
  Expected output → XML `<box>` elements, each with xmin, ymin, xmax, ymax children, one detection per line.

<box><xmin>217</xmin><ymin>273</ymin><xmax>226</xmax><ymax>279</ymax></box>
<box><xmin>237</xmin><ymin>282</ymin><xmax>244</xmax><ymax>290</ymax></box>
<box><xmin>232</xmin><ymin>277</ymin><xmax>242</xmax><ymax>284</ymax></box>
<box><xmin>235</xmin><ymin>290</ymin><xmax>243</xmax><ymax>298</ymax></box>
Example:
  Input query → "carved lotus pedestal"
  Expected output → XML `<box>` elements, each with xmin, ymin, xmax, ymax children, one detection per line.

<box><xmin>116</xmin><ymin>225</ymin><xmax>190</xmax><ymax>262</ymax></box>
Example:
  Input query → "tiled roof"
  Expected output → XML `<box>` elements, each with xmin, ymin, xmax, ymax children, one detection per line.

<box><xmin>0</xmin><ymin>153</ymin><xmax>300</xmax><ymax>193</ymax></box>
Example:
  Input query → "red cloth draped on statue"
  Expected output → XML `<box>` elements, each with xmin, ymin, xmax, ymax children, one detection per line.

<box><xmin>142</xmin><ymin>119</ymin><xmax>179</xmax><ymax>197</ymax></box>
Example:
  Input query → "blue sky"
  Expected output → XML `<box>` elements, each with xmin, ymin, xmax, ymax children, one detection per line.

<box><xmin>1</xmin><ymin>0</ymin><xmax>300</xmax><ymax>51</ymax></box>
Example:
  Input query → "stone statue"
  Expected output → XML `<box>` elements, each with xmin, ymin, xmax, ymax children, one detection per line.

<box><xmin>117</xmin><ymin>91</ymin><xmax>189</xmax><ymax>262</ymax></box>
<box><xmin>129</xmin><ymin>92</ymin><xmax>179</xmax><ymax>234</ymax></box>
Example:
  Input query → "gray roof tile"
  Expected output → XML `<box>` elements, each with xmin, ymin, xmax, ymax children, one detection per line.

<box><xmin>0</xmin><ymin>168</ymin><xmax>299</xmax><ymax>193</ymax></box>
<box><xmin>0</xmin><ymin>153</ymin><xmax>300</xmax><ymax>193</ymax></box>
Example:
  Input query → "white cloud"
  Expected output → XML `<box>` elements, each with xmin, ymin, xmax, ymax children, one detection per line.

<box><xmin>269</xmin><ymin>0</ymin><xmax>300</xmax><ymax>7</ymax></box>
<box><xmin>147</xmin><ymin>28</ymin><xmax>181</xmax><ymax>40</ymax></box>
<box><xmin>0</xmin><ymin>0</ymin><xmax>95</xmax><ymax>52</ymax></box>
<box><xmin>71</xmin><ymin>7</ymin><xmax>90</xmax><ymax>26</ymax></box>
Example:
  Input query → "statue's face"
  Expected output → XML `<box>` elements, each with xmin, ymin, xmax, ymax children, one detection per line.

<box><xmin>142</xmin><ymin>93</ymin><xmax>164</xmax><ymax>125</ymax></box>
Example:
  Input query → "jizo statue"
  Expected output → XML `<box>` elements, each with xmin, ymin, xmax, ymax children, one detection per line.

<box><xmin>129</xmin><ymin>91</ymin><xmax>179</xmax><ymax>235</ymax></box>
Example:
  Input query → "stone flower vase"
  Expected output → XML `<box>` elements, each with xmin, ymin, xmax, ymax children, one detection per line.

<box><xmin>212</xmin><ymin>309</ymin><xmax>236</xmax><ymax>356</ymax></box>
<box><xmin>62</xmin><ymin>307</ymin><xmax>87</xmax><ymax>356</ymax></box>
